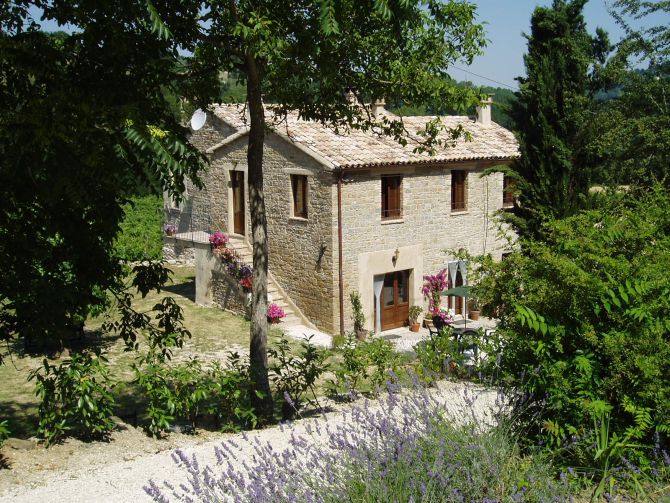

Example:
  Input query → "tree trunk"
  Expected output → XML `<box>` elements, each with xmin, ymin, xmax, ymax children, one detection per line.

<box><xmin>245</xmin><ymin>56</ymin><xmax>273</xmax><ymax>420</ymax></box>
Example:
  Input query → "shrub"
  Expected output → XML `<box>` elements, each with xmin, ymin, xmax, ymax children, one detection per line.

<box><xmin>145</xmin><ymin>380</ymin><xmax>575</xmax><ymax>502</ymax></box>
<box><xmin>349</xmin><ymin>291</ymin><xmax>365</xmax><ymax>332</ymax></box>
<box><xmin>268</xmin><ymin>334</ymin><xmax>329</xmax><ymax>420</ymax></box>
<box><xmin>364</xmin><ymin>337</ymin><xmax>398</xmax><ymax>390</ymax></box>
<box><xmin>481</xmin><ymin>187</ymin><xmax>670</xmax><ymax>460</ymax></box>
<box><xmin>422</xmin><ymin>268</ymin><xmax>448</xmax><ymax>313</ymax></box>
<box><xmin>29</xmin><ymin>351</ymin><xmax>116</xmax><ymax>445</ymax></box>
<box><xmin>0</xmin><ymin>420</ymin><xmax>9</xmax><ymax>446</ymax></box>
<box><xmin>329</xmin><ymin>334</ymin><xmax>398</xmax><ymax>396</ymax></box>
<box><xmin>208</xmin><ymin>352</ymin><xmax>258</xmax><ymax>430</ymax></box>
<box><xmin>135</xmin><ymin>353</ymin><xmax>257</xmax><ymax>436</ymax></box>
<box><xmin>415</xmin><ymin>326</ymin><xmax>458</xmax><ymax>382</ymax></box>
<box><xmin>115</xmin><ymin>195</ymin><xmax>163</xmax><ymax>261</ymax></box>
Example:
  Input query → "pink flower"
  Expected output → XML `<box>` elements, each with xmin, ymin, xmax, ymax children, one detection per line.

<box><xmin>209</xmin><ymin>231</ymin><xmax>229</xmax><ymax>248</ymax></box>
<box><xmin>267</xmin><ymin>303</ymin><xmax>286</xmax><ymax>320</ymax></box>
<box><xmin>423</xmin><ymin>268</ymin><xmax>448</xmax><ymax>313</ymax></box>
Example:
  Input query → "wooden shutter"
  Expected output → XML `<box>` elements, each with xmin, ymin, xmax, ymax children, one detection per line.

<box><xmin>502</xmin><ymin>175</ymin><xmax>514</xmax><ymax>207</ymax></box>
<box><xmin>451</xmin><ymin>170</ymin><xmax>466</xmax><ymax>211</ymax></box>
<box><xmin>381</xmin><ymin>175</ymin><xmax>402</xmax><ymax>220</ymax></box>
<box><xmin>291</xmin><ymin>175</ymin><xmax>308</xmax><ymax>218</ymax></box>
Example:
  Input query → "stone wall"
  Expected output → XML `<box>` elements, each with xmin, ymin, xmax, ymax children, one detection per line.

<box><xmin>188</xmin><ymin>131</ymin><xmax>336</xmax><ymax>333</ymax></box>
<box><xmin>337</xmin><ymin>162</ymin><xmax>512</xmax><ymax>333</ymax></box>
<box><xmin>162</xmin><ymin>237</ymin><xmax>196</xmax><ymax>263</ymax></box>
<box><xmin>211</xmin><ymin>271</ymin><xmax>250</xmax><ymax>317</ymax></box>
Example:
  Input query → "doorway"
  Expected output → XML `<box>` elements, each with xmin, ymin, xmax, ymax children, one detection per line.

<box><xmin>447</xmin><ymin>270</ymin><xmax>464</xmax><ymax>315</ymax></box>
<box><xmin>380</xmin><ymin>270</ymin><xmax>410</xmax><ymax>331</ymax></box>
<box><xmin>231</xmin><ymin>171</ymin><xmax>245</xmax><ymax>235</ymax></box>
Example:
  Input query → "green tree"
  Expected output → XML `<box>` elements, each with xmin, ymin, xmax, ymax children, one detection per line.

<box><xmin>183</xmin><ymin>0</ymin><xmax>487</xmax><ymax>417</ymax></box>
<box><xmin>585</xmin><ymin>1</ymin><xmax>670</xmax><ymax>186</ymax></box>
<box><xmin>481</xmin><ymin>186</ymin><xmax>670</xmax><ymax>457</ymax></box>
<box><xmin>507</xmin><ymin>0</ymin><xmax>610</xmax><ymax>238</ymax></box>
<box><xmin>0</xmin><ymin>2</ymin><xmax>206</xmax><ymax>357</ymax></box>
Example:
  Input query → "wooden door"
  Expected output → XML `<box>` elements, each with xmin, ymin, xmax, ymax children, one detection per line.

<box><xmin>380</xmin><ymin>270</ymin><xmax>410</xmax><ymax>331</ymax></box>
<box><xmin>231</xmin><ymin>171</ymin><xmax>245</xmax><ymax>235</ymax></box>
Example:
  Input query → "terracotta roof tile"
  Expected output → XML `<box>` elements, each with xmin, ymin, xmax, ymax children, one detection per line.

<box><xmin>211</xmin><ymin>104</ymin><xmax>519</xmax><ymax>169</ymax></box>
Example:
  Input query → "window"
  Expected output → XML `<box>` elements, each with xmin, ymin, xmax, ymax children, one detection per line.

<box><xmin>451</xmin><ymin>170</ymin><xmax>467</xmax><ymax>211</ymax></box>
<box><xmin>291</xmin><ymin>174</ymin><xmax>308</xmax><ymax>218</ymax></box>
<box><xmin>502</xmin><ymin>174</ymin><xmax>515</xmax><ymax>208</ymax></box>
<box><xmin>381</xmin><ymin>175</ymin><xmax>402</xmax><ymax>220</ymax></box>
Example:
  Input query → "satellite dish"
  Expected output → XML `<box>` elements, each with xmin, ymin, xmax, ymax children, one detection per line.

<box><xmin>190</xmin><ymin>109</ymin><xmax>207</xmax><ymax>130</ymax></box>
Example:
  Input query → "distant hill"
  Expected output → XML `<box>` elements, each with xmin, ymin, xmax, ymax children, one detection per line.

<box><xmin>214</xmin><ymin>72</ymin><xmax>518</xmax><ymax>129</ymax></box>
<box><xmin>388</xmin><ymin>81</ymin><xmax>517</xmax><ymax>129</ymax></box>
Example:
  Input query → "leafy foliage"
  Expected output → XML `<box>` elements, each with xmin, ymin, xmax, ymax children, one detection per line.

<box><xmin>269</xmin><ymin>334</ymin><xmax>329</xmax><ymax>420</ymax></box>
<box><xmin>0</xmin><ymin>420</ymin><xmax>9</xmax><ymax>446</ymax></box>
<box><xmin>115</xmin><ymin>195</ymin><xmax>164</xmax><ymax>262</ymax></box>
<box><xmin>328</xmin><ymin>334</ymin><xmax>398</xmax><ymax>396</ymax></box>
<box><xmin>481</xmin><ymin>187</ymin><xmax>670</xmax><ymax>459</ymax></box>
<box><xmin>0</xmin><ymin>2</ymin><xmax>205</xmax><ymax>357</ymax></box>
<box><xmin>135</xmin><ymin>353</ymin><xmax>257</xmax><ymax>437</ymax></box>
<box><xmin>586</xmin><ymin>0</ymin><xmax>670</xmax><ymax>188</ymax></box>
<box><xmin>29</xmin><ymin>351</ymin><xmax>116</xmax><ymax>446</ymax></box>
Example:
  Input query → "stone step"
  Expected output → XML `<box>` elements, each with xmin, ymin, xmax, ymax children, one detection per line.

<box><xmin>282</xmin><ymin>315</ymin><xmax>301</xmax><ymax>326</ymax></box>
<box><xmin>226</xmin><ymin>235</ymin><xmax>311</xmax><ymax>330</ymax></box>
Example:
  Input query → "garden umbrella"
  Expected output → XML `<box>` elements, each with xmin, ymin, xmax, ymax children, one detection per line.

<box><xmin>442</xmin><ymin>285</ymin><xmax>472</xmax><ymax>327</ymax></box>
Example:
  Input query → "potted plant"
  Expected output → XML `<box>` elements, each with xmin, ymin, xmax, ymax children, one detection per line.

<box><xmin>349</xmin><ymin>291</ymin><xmax>367</xmax><ymax>340</ymax></box>
<box><xmin>267</xmin><ymin>303</ymin><xmax>286</xmax><ymax>324</ymax></box>
<box><xmin>163</xmin><ymin>223</ymin><xmax>176</xmax><ymax>236</ymax></box>
<box><xmin>468</xmin><ymin>295</ymin><xmax>481</xmax><ymax>321</ymax></box>
<box><xmin>208</xmin><ymin>230</ymin><xmax>229</xmax><ymax>250</ymax></box>
<box><xmin>408</xmin><ymin>305</ymin><xmax>423</xmax><ymax>332</ymax></box>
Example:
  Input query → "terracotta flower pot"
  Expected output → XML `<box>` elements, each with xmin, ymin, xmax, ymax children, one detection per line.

<box><xmin>409</xmin><ymin>322</ymin><xmax>420</xmax><ymax>332</ymax></box>
<box><xmin>356</xmin><ymin>328</ymin><xmax>367</xmax><ymax>341</ymax></box>
<box><xmin>469</xmin><ymin>310</ymin><xmax>480</xmax><ymax>321</ymax></box>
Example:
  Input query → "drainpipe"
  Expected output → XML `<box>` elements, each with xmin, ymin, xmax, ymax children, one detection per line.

<box><xmin>337</xmin><ymin>170</ymin><xmax>345</xmax><ymax>336</ymax></box>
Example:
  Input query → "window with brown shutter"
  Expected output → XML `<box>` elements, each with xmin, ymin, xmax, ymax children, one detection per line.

<box><xmin>502</xmin><ymin>174</ymin><xmax>515</xmax><ymax>207</ymax></box>
<box><xmin>451</xmin><ymin>170</ymin><xmax>466</xmax><ymax>211</ymax></box>
<box><xmin>291</xmin><ymin>174</ymin><xmax>308</xmax><ymax>218</ymax></box>
<box><xmin>381</xmin><ymin>175</ymin><xmax>402</xmax><ymax>220</ymax></box>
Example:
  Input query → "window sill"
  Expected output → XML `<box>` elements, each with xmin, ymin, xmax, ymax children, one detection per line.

<box><xmin>289</xmin><ymin>216</ymin><xmax>309</xmax><ymax>223</ymax></box>
<box><xmin>450</xmin><ymin>210</ymin><xmax>469</xmax><ymax>216</ymax></box>
<box><xmin>381</xmin><ymin>217</ymin><xmax>404</xmax><ymax>225</ymax></box>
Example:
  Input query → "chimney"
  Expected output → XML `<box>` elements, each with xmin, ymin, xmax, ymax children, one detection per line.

<box><xmin>371</xmin><ymin>98</ymin><xmax>386</xmax><ymax>118</ymax></box>
<box><xmin>476</xmin><ymin>94</ymin><xmax>494</xmax><ymax>126</ymax></box>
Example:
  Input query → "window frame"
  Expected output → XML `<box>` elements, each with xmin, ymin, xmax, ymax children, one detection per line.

<box><xmin>502</xmin><ymin>174</ymin><xmax>515</xmax><ymax>208</ymax></box>
<box><xmin>290</xmin><ymin>174</ymin><xmax>308</xmax><ymax>219</ymax></box>
<box><xmin>451</xmin><ymin>169</ymin><xmax>467</xmax><ymax>212</ymax></box>
<box><xmin>381</xmin><ymin>174</ymin><xmax>403</xmax><ymax>221</ymax></box>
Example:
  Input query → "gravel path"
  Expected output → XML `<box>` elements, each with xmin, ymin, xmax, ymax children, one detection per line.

<box><xmin>0</xmin><ymin>381</ymin><xmax>499</xmax><ymax>503</ymax></box>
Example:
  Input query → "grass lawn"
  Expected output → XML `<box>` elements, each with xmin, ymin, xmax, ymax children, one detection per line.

<box><xmin>0</xmin><ymin>265</ymin><xmax>284</xmax><ymax>438</ymax></box>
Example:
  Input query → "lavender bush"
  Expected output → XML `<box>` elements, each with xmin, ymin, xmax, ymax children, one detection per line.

<box><xmin>145</xmin><ymin>379</ymin><xmax>575</xmax><ymax>502</ymax></box>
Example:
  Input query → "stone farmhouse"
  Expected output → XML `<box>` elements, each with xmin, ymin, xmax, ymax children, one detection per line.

<box><xmin>164</xmin><ymin>99</ymin><xmax>519</xmax><ymax>335</ymax></box>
